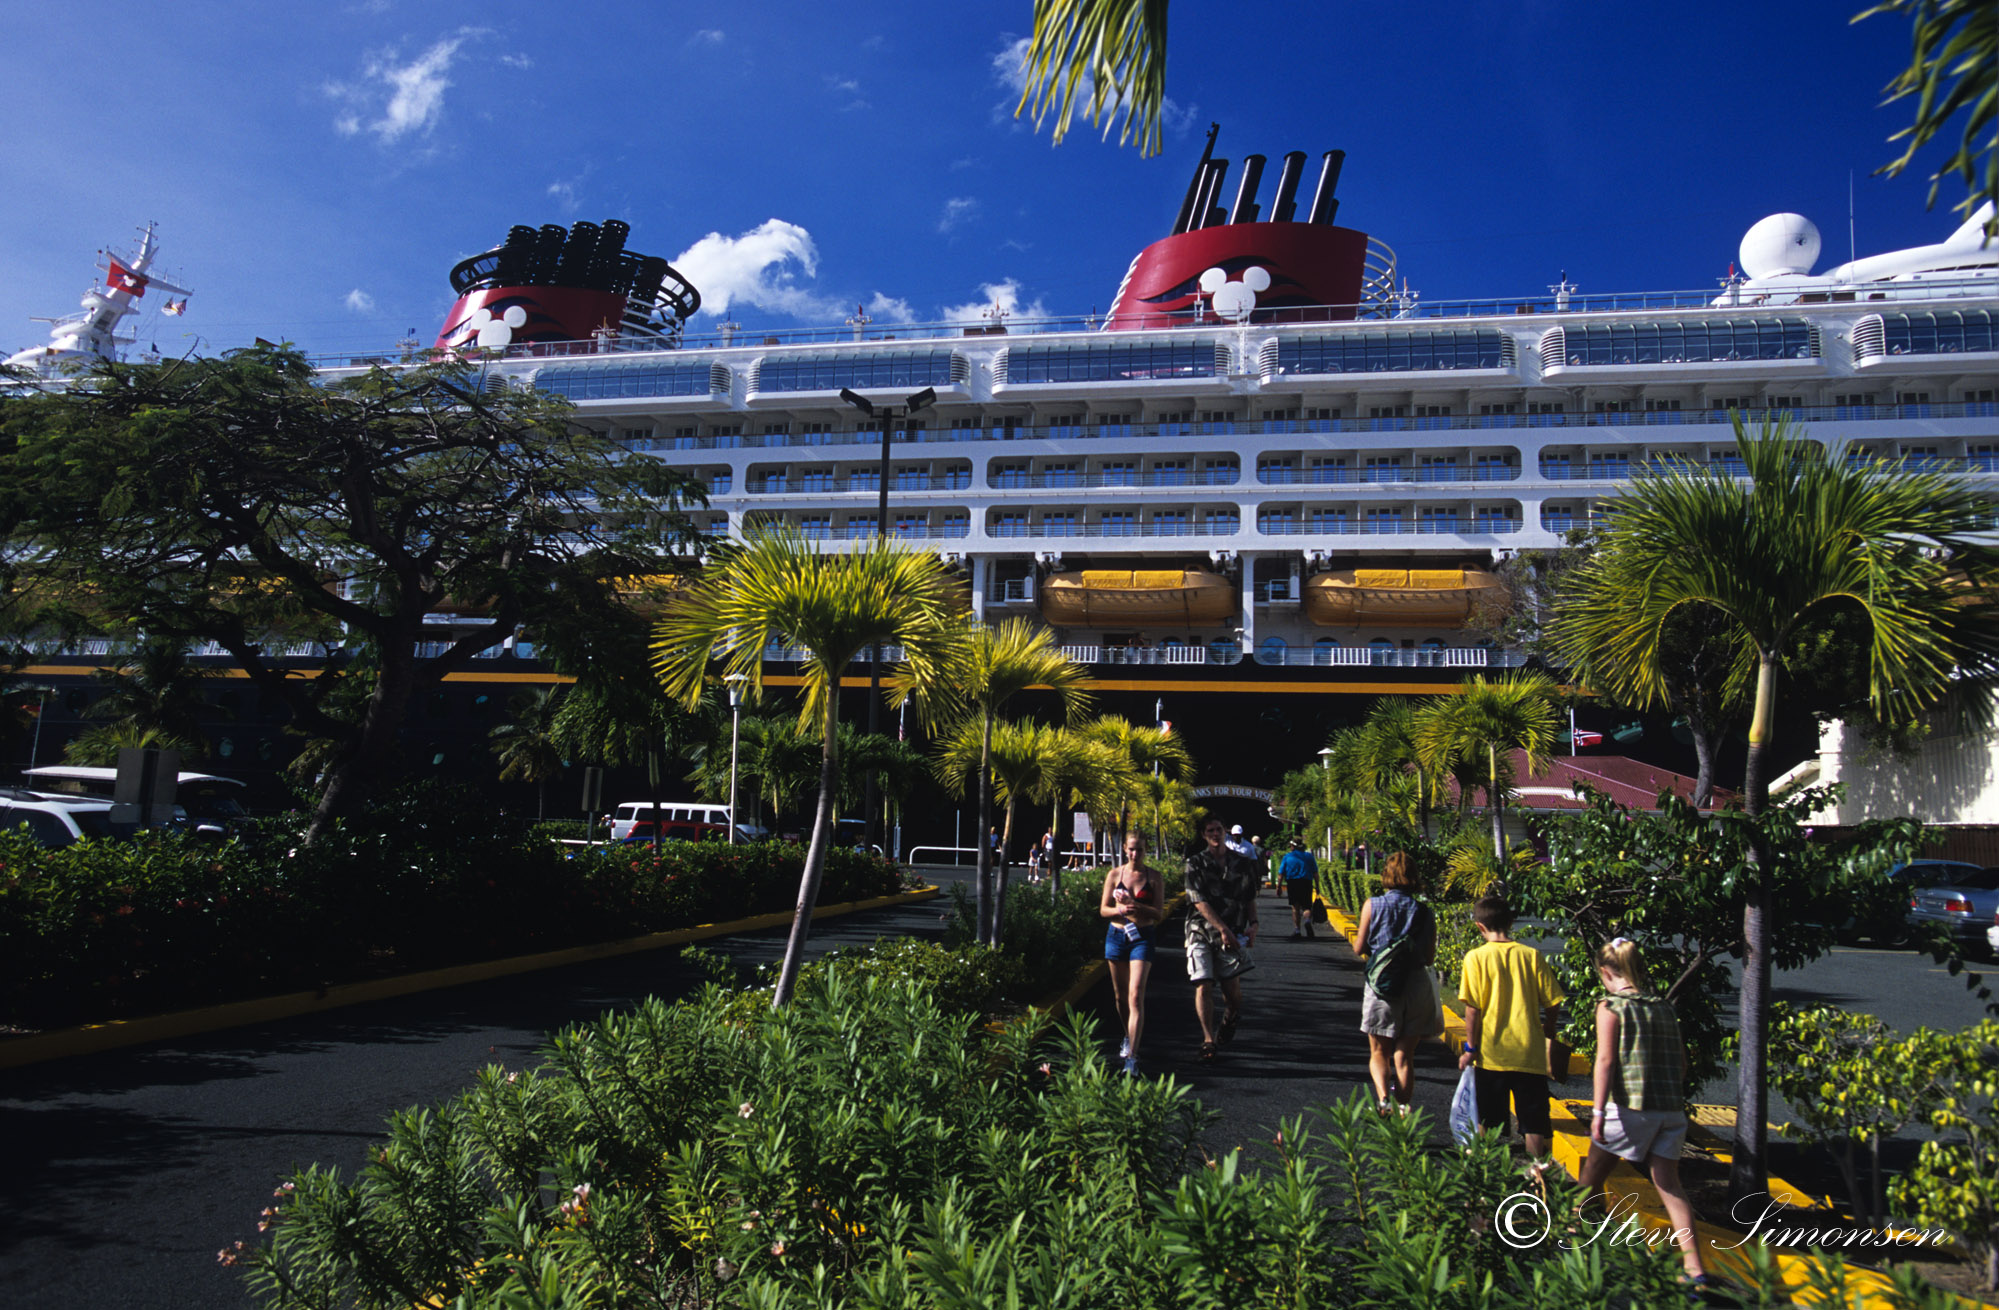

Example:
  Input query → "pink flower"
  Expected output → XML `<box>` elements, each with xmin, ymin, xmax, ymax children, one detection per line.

<box><xmin>738</xmin><ymin>1102</ymin><xmax>755</xmax><ymax>1118</ymax></box>
<box><xmin>1037</xmin><ymin>1062</ymin><xmax>1053</xmax><ymax>1076</ymax></box>
<box><xmin>770</xmin><ymin>1240</ymin><xmax>787</xmax><ymax>1257</ymax></box>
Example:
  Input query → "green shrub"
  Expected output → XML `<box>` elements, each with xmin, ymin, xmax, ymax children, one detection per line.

<box><xmin>232</xmin><ymin>971</ymin><xmax>1757</xmax><ymax>1309</ymax></box>
<box><xmin>0</xmin><ymin>781</ymin><xmax>908</xmax><ymax>1029</ymax></box>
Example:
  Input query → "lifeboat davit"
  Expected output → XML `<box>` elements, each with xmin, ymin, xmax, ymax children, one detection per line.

<box><xmin>1038</xmin><ymin>569</ymin><xmax>1238</xmax><ymax>627</ymax></box>
<box><xmin>1303</xmin><ymin>568</ymin><xmax>1502</xmax><ymax>628</ymax></box>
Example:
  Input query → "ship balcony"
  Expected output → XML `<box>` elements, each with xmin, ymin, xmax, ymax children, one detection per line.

<box><xmin>985</xmin><ymin>465</ymin><xmax>1241</xmax><ymax>490</ymax></box>
<box><xmin>1251</xmin><ymin>638</ymin><xmax>1525</xmax><ymax>669</ymax></box>
<box><xmin>1253</xmin><ymin>507</ymin><xmax>1523</xmax><ymax>536</ymax></box>
<box><xmin>1255</xmin><ymin>461</ymin><xmax>1521</xmax><ymax>485</ymax></box>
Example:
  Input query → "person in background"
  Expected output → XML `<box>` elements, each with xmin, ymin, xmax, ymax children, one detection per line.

<box><xmin>1457</xmin><ymin>893</ymin><xmax>1565</xmax><ymax>1168</ymax></box>
<box><xmin>1225</xmin><ymin>824</ymin><xmax>1254</xmax><ymax>860</ymax></box>
<box><xmin>1355</xmin><ymin>852</ymin><xmax>1442</xmax><ymax>1112</ymax></box>
<box><xmin>1573</xmin><ymin>938</ymin><xmax>1709</xmax><ymax>1293</ymax></box>
<box><xmin>1279</xmin><ymin>837</ymin><xmax>1319</xmax><ymax>939</ymax></box>
<box><xmin>1099</xmin><ymin>833</ymin><xmax>1165</xmax><ymax>1075</ymax></box>
<box><xmin>1185</xmin><ymin>818</ymin><xmax>1260</xmax><ymax>1062</ymax></box>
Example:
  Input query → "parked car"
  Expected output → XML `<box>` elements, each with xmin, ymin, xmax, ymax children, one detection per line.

<box><xmin>0</xmin><ymin>788</ymin><xmax>138</xmax><ymax>848</ymax></box>
<box><xmin>1843</xmin><ymin>860</ymin><xmax>1989</xmax><ymax>945</ymax></box>
<box><xmin>609</xmin><ymin>801</ymin><xmax>765</xmax><ymax>843</ymax></box>
<box><xmin>1907</xmin><ymin>865</ymin><xmax>1999</xmax><ymax>957</ymax></box>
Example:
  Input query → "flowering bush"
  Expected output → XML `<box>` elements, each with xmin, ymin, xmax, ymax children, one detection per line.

<box><xmin>0</xmin><ymin>781</ymin><xmax>907</xmax><ymax>1030</ymax></box>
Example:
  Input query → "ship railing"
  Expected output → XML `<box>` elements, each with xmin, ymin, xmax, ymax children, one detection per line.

<box><xmin>1060</xmin><ymin>643</ymin><xmax>1243</xmax><ymax>666</ymax></box>
<box><xmin>301</xmin><ymin>274</ymin><xmax>1999</xmax><ymax>369</ymax></box>
<box><xmin>1253</xmin><ymin>646</ymin><xmax>1526</xmax><ymax>669</ymax></box>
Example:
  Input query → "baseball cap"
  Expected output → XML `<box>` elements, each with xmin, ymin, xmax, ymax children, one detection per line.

<box><xmin>1230</xmin><ymin>824</ymin><xmax>1244</xmax><ymax>835</ymax></box>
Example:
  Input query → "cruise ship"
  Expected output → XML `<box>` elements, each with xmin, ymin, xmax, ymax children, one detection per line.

<box><xmin>343</xmin><ymin>133</ymin><xmax>1998</xmax><ymax>712</ymax></box>
<box><xmin>13</xmin><ymin>134</ymin><xmax>1999</xmax><ymax>806</ymax></box>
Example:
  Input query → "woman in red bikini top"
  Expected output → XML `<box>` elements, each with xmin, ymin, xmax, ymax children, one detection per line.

<box><xmin>1100</xmin><ymin>834</ymin><xmax>1164</xmax><ymax>1075</ymax></box>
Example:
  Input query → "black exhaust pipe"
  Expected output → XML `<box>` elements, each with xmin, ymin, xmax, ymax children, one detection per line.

<box><xmin>1229</xmin><ymin>154</ymin><xmax>1267</xmax><ymax>224</ymax></box>
<box><xmin>1307</xmin><ymin>150</ymin><xmax>1346</xmax><ymax>226</ymax></box>
<box><xmin>1194</xmin><ymin>158</ymin><xmax>1230</xmax><ymax>228</ymax></box>
<box><xmin>1271</xmin><ymin>151</ymin><xmax>1307</xmax><ymax>223</ymax></box>
<box><xmin>1172</xmin><ymin>122</ymin><xmax>1222</xmax><ymax>235</ymax></box>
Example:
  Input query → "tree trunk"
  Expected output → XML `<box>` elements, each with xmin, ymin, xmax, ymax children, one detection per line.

<box><xmin>992</xmin><ymin>797</ymin><xmax>1020</xmax><ymax>945</ymax></box>
<box><xmin>1488</xmin><ymin>742</ymin><xmax>1507</xmax><ymax>862</ymax></box>
<box><xmin>772</xmin><ymin>703</ymin><xmax>841</xmax><ymax>1008</ymax></box>
<box><xmin>304</xmin><ymin>641</ymin><xmax>417</xmax><ymax>845</ymax></box>
<box><xmin>976</xmin><ymin>712</ymin><xmax>996</xmax><ymax>945</ymax></box>
<box><xmin>1687</xmin><ymin>714</ymin><xmax>1718</xmax><ymax>809</ymax></box>
<box><xmin>1729</xmin><ymin>655</ymin><xmax>1779</xmax><ymax>1208</ymax></box>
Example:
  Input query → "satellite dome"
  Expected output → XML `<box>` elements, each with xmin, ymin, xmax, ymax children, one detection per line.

<box><xmin>1739</xmin><ymin>213</ymin><xmax>1821</xmax><ymax>278</ymax></box>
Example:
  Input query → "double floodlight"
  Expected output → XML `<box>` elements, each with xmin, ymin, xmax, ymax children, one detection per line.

<box><xmin>839</xmin><ymin>387</ymin><xmax>936</xmax><ymax>417</ymax></box>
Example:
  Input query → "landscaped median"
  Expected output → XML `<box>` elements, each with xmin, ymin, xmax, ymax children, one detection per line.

<box><xmin>0</xmin><ymin>884</ymin><xmax>941</xmax><ymax>1070</ymax></box>
<box><xmin>1322</xmin><ymin>903</ymin><xmax>1999</xmax><ymax>1308</ymax></box>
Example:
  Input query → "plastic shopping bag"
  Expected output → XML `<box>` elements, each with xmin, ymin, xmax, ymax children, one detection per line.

<box><xmin>1449</xmin><ymin>1063</ymin><xmax>1479</xmax><ymax>1147</ymax></box>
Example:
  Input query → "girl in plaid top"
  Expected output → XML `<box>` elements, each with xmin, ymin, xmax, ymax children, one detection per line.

<box><xmin>1575</xmin><ymin>939</ymin><xmax>1710</xmax><ymax>1292</ymax></box>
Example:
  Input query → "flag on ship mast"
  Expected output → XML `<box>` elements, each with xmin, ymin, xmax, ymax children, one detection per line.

<box><xmin>106</xmin><ymin>261</ymin><xmax>148</xmax><ymax>296</ymax></box>
<box><xmin>163</xmin><ymin>299</ymin><xmax>187</xmax><ymax>316</ymax></box>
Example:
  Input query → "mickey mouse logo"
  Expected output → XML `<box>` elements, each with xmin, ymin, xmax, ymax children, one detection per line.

<box><xmin>1200</xmin><ymin>265</ymin><xmax>1270</xmax><ymax>323</ymax></box>
<box><xmin>468</xmin><ymin>305</ymin><xmax>528</xmax><ymax>348</ymax></box>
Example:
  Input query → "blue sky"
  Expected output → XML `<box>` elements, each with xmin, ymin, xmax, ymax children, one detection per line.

<box><xmin>0</xmin><ymin>1</ymin><xmax>1970</xmax><ymax>359</ymax></box>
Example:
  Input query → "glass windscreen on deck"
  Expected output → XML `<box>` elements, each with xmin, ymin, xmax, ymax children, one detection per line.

<box><xmin>1559</xmin><ymin>319</ymin><xmax>1813</xmax><ymax>365</ymax></box>
<box><xmin>1272</xmin><ymin>329</ymin><xmax>1507</xmax><ymax>375</ymax></box>
<box><xmin>755</xmin><ymin>352</ymin><xmax>957</xmax><ymax>391</ymax></box>
<box><xmin>1006</xmin><ymin>342</ymin><xmax>1218</xmax><ymax>383</ymax></box>
<box><xmin>1881</xmin><ymin>310</ymin><xmax>1997</xmax><ymax>355</ymax></box>
<box><xmin>537</xmin><ymin>363</ymin><xmax>716</xmax><ymax>399</ymax></box>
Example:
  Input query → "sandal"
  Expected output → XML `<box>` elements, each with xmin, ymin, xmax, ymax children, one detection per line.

<box><xmin>1199</xmin><ymin>1040</ymin><xmax>1218</xmax><ymax>1062</ymax></box>
<box><xmin>1218</xmin><ymin>1011</ymin><xmax>1239</xmax><ymax>1045</ymax></box>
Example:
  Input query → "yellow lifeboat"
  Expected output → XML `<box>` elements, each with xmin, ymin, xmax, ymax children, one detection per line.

<box><xmin>1303</xmin><ymin>567</ymin><xmax>1502</xmax><ymax>628</ymax></box>
<box><xmin>1037</xmin><ymin>568</ymin><xmax>1238</xmax><ymax>627</ymax></box>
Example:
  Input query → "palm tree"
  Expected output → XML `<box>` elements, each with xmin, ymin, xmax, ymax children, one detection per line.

<box><xmin>489</xmin><ymin>687</ymin><xmax>566</xmax><ymax>820</ymax></box>
<box><xmin>1028</xmin><ymin>726</ymin><xmax>1129</xmax><ymax>894</ymax></box>
<box><xmin>654</xmin><ymin>529</ymin><xmax>968</xmax><ymax>1006</ymax></box>
<box><xmin>936</xmin><ymin>717</ymin><xmax>1064</xmax><ymax>939</ymax></box>
<box><xmin>1857</xmin><ymin>0</ymin><xmax>1997</xmax><ymax>229</ymax></box>
<box><xmin>1549</xmin><ymin>416</ymin><xmax>1999</xmax><ymax>1203</ymax></box>
<box><xmin>1079</xmin><ymin>714</ymin><xmax>1192</xmax><ymax>849</ymax></box>
<box><xmin>1014</xmin><ymin>0</ymin><xmax>1170</xmax><ymax>154</ymax></box>
<box><xmin>1413</xmin><ymin>673</ymin><xmax>1560</xmax><ymax>861</ymax></box>
<box><xmin>898</xmin><ymin>618</ymin><xmax>1093</xmax><ymax>946</ymax></box>
<box><xmin>81</xmin><ymin>636</ymin><xmax>218</xmax><ymax>759</ymax></box>
<box><xmin>61</xmin><ymin>721</ymin><xmax>201</xmax><ymax>767</ymax></box>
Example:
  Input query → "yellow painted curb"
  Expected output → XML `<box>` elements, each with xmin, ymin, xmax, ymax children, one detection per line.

<box><xmin>0</xmin><ymin>885</ymin><xmax>942</xmax><ymax>1070</ymax></box>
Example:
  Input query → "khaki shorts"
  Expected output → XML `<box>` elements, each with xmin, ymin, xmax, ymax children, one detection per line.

<box><xmin>1599</xmin><ymin>1105</ymin><xmax>1689</xmax><ymax>1162</ymax></box>
<box><xmin>1186</xmin><ymin>938</ymin><xmax>1252</xmax><ymax>983</ymax></box>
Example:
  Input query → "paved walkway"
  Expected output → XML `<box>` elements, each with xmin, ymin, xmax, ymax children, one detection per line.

<box><xmin>1073</xmin><ymin>884</ymin><xmax>1459</xmax><ymax>1165</ymax></box>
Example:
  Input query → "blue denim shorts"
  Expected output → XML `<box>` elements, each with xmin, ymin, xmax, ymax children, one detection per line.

<box><xmin>1105</xmin><ymin>923</ymin><xmax>1157</xmax><ymax>962</ymax></box>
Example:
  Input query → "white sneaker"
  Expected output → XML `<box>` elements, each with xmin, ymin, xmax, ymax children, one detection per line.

<box><xmin>1118</xmin><ymin>1038</ymin><xmax>1131</xmax><ymax>1060</ymax></box>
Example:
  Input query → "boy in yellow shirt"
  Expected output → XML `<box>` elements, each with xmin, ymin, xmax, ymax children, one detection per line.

<box><xmin>1456</xmin><ymin>893</ymin><xmax>1565</xmax><ymax>1163</ymax></box>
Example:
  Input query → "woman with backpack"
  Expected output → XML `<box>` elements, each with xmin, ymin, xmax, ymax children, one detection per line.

<box><xmin>1353</xmin><ymin>851</ymin><xmax>1442</xmax><ymax>1113</ymax></box>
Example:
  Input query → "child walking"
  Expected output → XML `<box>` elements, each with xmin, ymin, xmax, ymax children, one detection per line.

<box><xmin>1575</xmin><ymin>938</ymin><xmax>1710</xmax><ymax>1293</ymax></box>
<box><xmin>1457</xmin><ymin>893</ymin><xmax>1564</xmax><ymax>1166</ymax></box>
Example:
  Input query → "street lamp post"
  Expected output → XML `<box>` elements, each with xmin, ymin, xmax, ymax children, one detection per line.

<box><xmin>1317</xmin><ymin>746</ymin><xmax>1336</xmax><ymax>866</ymax></box>
<box><xmin>725</xmin><ymin>674</ymin><xmax>747</xmax><ymax>845</ymax></box>
<box><xmin>839</xmin><ymin>385</ymin><xmax>935</xmax><ymax>852</ymax></box>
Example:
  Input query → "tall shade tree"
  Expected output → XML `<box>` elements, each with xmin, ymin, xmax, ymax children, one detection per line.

<box><xmin>0</xmin><ymin>347</ymin><xmax>703</xmax><ymax>843</ymax></box>
<box><xmin>1080</xmin><ymin>714</ymin><xmax>1192</xmax><ymax>847</ymax></box>
<box><xmin>1549</xmin><ymin>417</ymin><xmax>1999</xmax><ymax>1203</ymax></box>
<box><xmin>1015</xmin><ymin>0</ymin><xmax>1170</xmax><ymax>154</ymax></box>
<box><xmin>489</xmin><ymin>687</ymin><xmax>567</xmax><ymax>821</ymax></box>
<box><xmin>898</xmin><ymin>618</ymin><xmax>1094</xmax><ymax>946</ymax></box>
<box><xmin>653</xmin><ymin>529</ymin><xmax>968</xmax><ymax>1006</ymax></box>
<box><xmin>1413</xmin><ymin>673</ymin><xmax>1560</xmax><ymax>861</ymax></box>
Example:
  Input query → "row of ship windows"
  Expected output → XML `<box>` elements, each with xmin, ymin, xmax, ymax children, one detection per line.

<box><xmin>615</xmin><ymin>392</ymin><xmax>1997</xmax><ymax>450</ymax></box>
<box><xmin>736</xmin><ymin>502</ymin><xmax>1998</xmax><ymax>540</ymax></box>
<box><xmin>700</xmin><ymin>439</ymin><xmax>1999</xmax><ymax>495</ymax></box>
<box><xmin>534</xmin><ymin>312</ymin><xmax>1999</xmax><ymax>399</ymax></box>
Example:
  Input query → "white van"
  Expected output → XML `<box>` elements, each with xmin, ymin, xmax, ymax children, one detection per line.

<box><xmin>609</xmin><ymin>801</ymin><xmax>763</xmax><ymax>842</ymax></box>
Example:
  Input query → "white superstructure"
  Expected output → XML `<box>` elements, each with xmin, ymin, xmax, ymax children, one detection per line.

<box><xmin>5</xmin><ymin>223</ymin><xmax>192</xmax><ymax>375</ymax></box>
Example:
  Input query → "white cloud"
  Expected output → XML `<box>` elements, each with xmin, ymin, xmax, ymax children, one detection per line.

<box><xmin>867</xmin><ymin>292</ymin><xmax>916</xmax><ymax>323</ymax></box>
<box><xmin>940</xmin><ymin>278</ymin><xmax>1047</xmax><ymax>327</ymax></box>
<box><xmin>326</xmin><ymin>32</ymin><xmax>482</xmax><ymax>145</ymax></box>
<box><xmin>673</xmin><ymin>219</ymin><xmax>848</xmax><ymax>319</ymax></box>
<box><xmin>989</xmin><ymin>35</ymin><xmax>1193</xmax><ymax>143</ymax></box>
<box><xmin>344</xmin><ymin>289</ymin><xmax>377</xmax><ymax>313</ymax></box>
<box><xmin>691</xmin><ymin>28</ymin><xmax>725</xmax><ymax>44</ymax></box>
<box><xmin>937</xmin><ymin>197</ymin><xmax>980</xmax><ymax>234</ymax></box>
<box><xmin>498</xmin><ymin>52</ymin><xmax>534</xmax><ymax>69</ymax></box>
<box><xmin>547</xmin><ymin>180</ymin><xmax>579</xmax><ymax>212</ymax></box>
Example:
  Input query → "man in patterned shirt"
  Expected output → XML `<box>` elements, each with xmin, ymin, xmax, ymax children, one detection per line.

<box><xmin>1185</xmin><ymin>817</ymin><xmax>1260</xmax><ymax>1061</ymax></box>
